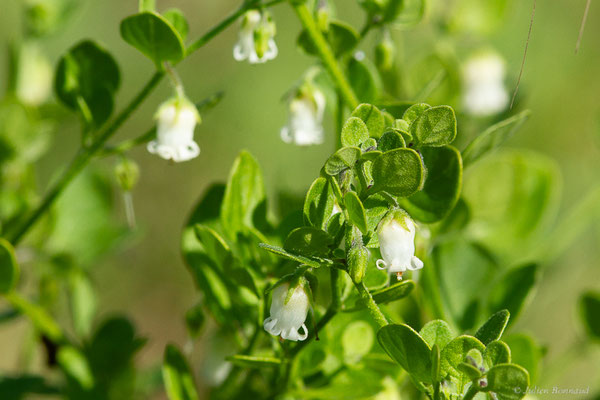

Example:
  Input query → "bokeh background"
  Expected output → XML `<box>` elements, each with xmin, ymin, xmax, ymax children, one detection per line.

<box><xmin>1</xmin><ymin>0</ymin><xmax>599</xmax><ymax>397</ymax></box>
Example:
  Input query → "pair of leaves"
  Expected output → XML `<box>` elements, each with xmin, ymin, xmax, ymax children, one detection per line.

<box><xmin>121</xmin><ymin>10</ymin><xmax>188</xmax><ymax>68</ymax></box>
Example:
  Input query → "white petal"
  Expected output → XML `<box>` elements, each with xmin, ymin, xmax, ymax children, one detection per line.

<box><xmin>263</xmin><ymin>317</ymin><xmax>281</xmax><ymax>336</ymax></box>
<box><xmin>409</xmin><ymin>256</ymin><xmax>424</xmax><ymax>270</ymax></box>
<box><xmin>233</xmin><ymin>42</ymin><xmax>247</xmax><ymax>61</ymax></box>
<box><xmin>376</xmin><ymin>259</ymin><xmax>388</xmax><ymax>270</ymax></box>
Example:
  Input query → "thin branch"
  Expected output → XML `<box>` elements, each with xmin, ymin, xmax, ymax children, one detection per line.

<box><xmin>575</xmin><ymin>0</ymin><xmax>592</xmax><ymax>54</ymax></box>
<box><xmin>510</xmin><ymin>0</ymin><xmax>537</xmax><ymax>109</ymax></box>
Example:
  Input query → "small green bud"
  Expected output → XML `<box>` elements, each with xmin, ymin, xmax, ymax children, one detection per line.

<box><xmin>348</xmin><ymin>245</ymin><xmax>369</xmax><ymax>284</ymax></box>
<box><xmin>316</xmin><ymin>0</ymin><xmax>331</xmax><ymax>32</ymax></box>
<box><xmin>115</xmin><ymin>158</ymin><xmax>139</xmax><ymax>192</ymax></box>
<box><xmin>374</xmin><ymin>32</ymin><xmax>395</xmax><ymax>71</ymax></box>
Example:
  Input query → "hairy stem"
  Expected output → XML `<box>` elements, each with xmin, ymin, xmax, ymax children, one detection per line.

<box><xmin>7</xmin><ymin>71</ymin><xmax>164</xmax><ymax>245</ymax></box>
<box><xmin>292</xmin><ymin>2</ymin><xmax>359</xmax><ymax>109</ymax></box>
<box><xmin>353</xmin><ymin>281</ymin><xmax>387</xmax><ymax>327</ymax></box>
<box><xmin>462</xmin><ymin>385</ymin><xmax>479</xmax><ymax>400</ymax></box>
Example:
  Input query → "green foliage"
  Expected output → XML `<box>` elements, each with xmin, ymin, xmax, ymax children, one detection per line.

<box><xmin>483</xmin><ymin>364</ymin><xmax>529</xmax><ymax>400</ymax></box>
<box><xmin>120</xmin><ymin>12</ymin><xmax>185</xmax><ymax>67</ymax></box>
<box><xmin>54</xmin><ymin>40</ymin><xmax>120</xmax><ymax>127</ymax></box>
<box><xmin>303</xmin><ymin>177</ymin><xmax>336</xmax><ymax>230</ymax></box>
<box><xmin>580</xmin><ymin>291</ymin><xmax>600</xmax><ymax>341</ymax></box>
<box><xmin>0</xmin><ymin>238</ymin><xmax>19</xmax><ymax>294</ymax></box>
<box><xmin>378</xmin><ymin>324</ymin><xmax>433</xmax><ymax>384</ymax></box>
<box><xmin>475</xmin><ymin>309</ymin><xmax>510</xmax><ymax>345</ymax></box>
<box><xmin>402</xmin><ymin>145</ymin><xmax>462</xmax><ymax>223</ymax></box>
<box><xmin>298</xmin><ymin>20</ymin><xmax>359</xmax><ymax>57</ymax></box>
<box><xmin>463</xmin><ymin>110</ymin><xmax>531</xmax><ymax>167</ymax></box>
<box><xmin>347</xmin><ymin>55</ymin><xmax>380</xmax><ymax>103</ymax></box>
<box><xmin>488</xmin><ymin>264</ymin><xmax>538</xmax><ymax>323</ymax></box>
<box><xmin>344</xmin><ymin>192</ymin><xmax>368</xmax><ymax>234</ymax></box>
<box><xmin>351</xmin><ymin>104</ymin><xmax>385</xmax><ymax>139</ymax></box>
<box><xmin>341</xmin><ymin>117</ymin><xmax>369</xmax><ymax>147</ymax></box>
<box><xmin>162</xmin><ymin>344</ymin><xmax>199</xmax><ymax>400</ymax></box>
<box><xmin>410</xmin><ymin>105</ymin><xmax>457</xmax><ymax>147</ymax></box>
<box><xmin>371</xmin><ymin>148</ymin><xmax>424</xmax><ymax>196</ymax></box>
<box><xmin>324</xmin><ymin>146</ymin><xmax>361</xmax><ymax>175</ymax></box>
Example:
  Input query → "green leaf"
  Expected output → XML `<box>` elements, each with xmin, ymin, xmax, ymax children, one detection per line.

<box><xmin>194</xmin><ymin>225</ymin><xmax>231</xmax><ymax>268</ymax></box>
<box><xmin>341</xmin><ymin>117</ymin><xmax>369</xmax><ymax>147</ymax></box>
<box><xmin>6</xmin><ymin>293</ymin><xmax>62</xmax><ymax>342</ymax></box>
<box><xmin>580</xmin><ymin>291</ymin><xmax>600</xmax><ymax>341</ymax></box>
<box><xmin>342</xmin><ymin>321</ymin><xmax>374</xmax><ymax>363</ymax></box>
<box><xmin>463</xmin><ymin>110</ymin><xmax>531</xmax><ymax>167</ymax></box>
<box><xmin>162</xmin><ymin>344</ymin><xmax>199</xmax><ymax>400</ymax></box>
<box><xmin>69</xmin><ymin>270</ymin><xmax>96</xmax><ymax>338</ymax></box>
<box><xmin>395</xmin><ymin>0</ymin><xmax>426</xmax><ymax>27</ymax></box>
<box><xmin>403</xmin><ymin>103</ymin><xmax>431</xmax><ymax>125</ymax></box>
<box><xmin>324</xmin><ymin>147</ymin><xmax>361</xmax><ymax>175</ymax></box>
<box><xmin>163</xmin><ymin>9</ymin><xmax>189</xmax><ymax>42</ymax></box>
<box><xmin>431</xmin><ymin>344</ymin><xmax>441</xmax><ymax>383</ymax></box>
<box><xmin>185</xmin><ymin>304</ymin><xmax>205</xmax><ymax>339</ymax></box>
<box><xmin>377</xmin><ymin>324</ymin><xmax>432</xmax><ymax>383</ymax></box>
<box><xmin>419</xmin><ymin>320</ymin><xmax>454</xmax><ymax>350</ymax></box>
<box><xmin>484</xmin><ymin>340</ymin><xmax>511</xmax><ymax>367</ymax></box>
<box><xmin>410</xmin><ymin>105</ymin><xmax>457</xmax><ymax>147</ymax></box>
<box><xmin>352</xmin><ymin>104</ymin><xmax>385</xmax><ymax>139</ymax></box>
<box><xmin>371</xmin><ymin>148</ymin><xmax>424</xmax><ymax>197</ymax></box>
<box><xmin>284</xmin><ymin>227</ymin><xmax>332</xmax><ymax>257</ymax></box>
<box><xmin>488</xmin><ymin>264</ymin><xmax>538</xmax><ymax>323</ymax></box>
<box><xmin>433</xmin><ymin>239</ymin><xmax>497</xmax><ymax>330</ymax></box>
<box><xmin>462</xmin><ymin>150</ymin><xmax>560</xmax><ymax>261</ymax></box>
<box><xmin>221</xmin><ymin>151</ymin><xmax>266</xmax><ymax>239</ymax></box>
<box><xmin>347</xmin><ymin>55</ymin><xmax>380</xmax><ymax>104</ymax></box>
<box><xmin>258</xmin><ymin>243</ymin><xmax>327</xmax><ymax>269</ymax></box>
<box><xmin>377</xmin><ymin>130</ymin><xmax>406</xmax><ymax>152</ymax></box>
<box><xmin>504</xmin><ymin>334</ymin><xmax>542</xmax><ymax>383</ymax></box>
<box><xmin>483</xmin><ymin>364</ymin><xmax>529</xmax><ymax>400</ymax></box>
<box><xmin>57</xmin><ymin>346</ymin><xmax>94</xmax><ymax>389</ymax></box>
<box><xmin>227</xmin><ymin>355</ymin><xmax>282</xmax><ymax>368</ymax></box>
<box><xmin>297</xmin><ymin>20</ymin><xmax>359</xmax><ymax>57</ymax></box>
<box><xmin>54</xmin><ymin>40</ymin><xmax>120</xmax><ymax>127</ymax></box>
<box><xmin>120</xmin><ymin>12</ymin><xmax>185</xmax><ymax>67</ymax></box>
<box><xmin>347</xmin><ymin>245</ymin><xmax>369</xmax><ymax>284</ymax></box>
<box><xmin>344</xmin><ymin>192</ymin><xmax>368</xmax><ymax>234</ymax></box>
<box><xmin>371</xmin><ymin>280</ymin><xmax>415</xmax><ymax>305</ymax></box>
<box><xmin>475</xmin><ymin>310</ymin><xmax>510</xmax><ymax>345</ymax></box>
<box><xmin>401</xmin><ymin>146</ymin><xmax>462</xmax><ymax>223</ymax></box>
<box><xmin>440</xmin><ymin>335</ymin><xmax>485</xmax><ymax>379</ymax></box>
<box><xmin>457</xmin><ymin>361</ymin><xmax>481</xmax><ymax>380</ymax></box>
<box><xmin>0</xmin><ymin>238</ymin><xmax>19</xmax><ymax>294</ymax></box>
<box><xmin>304</xmin><ymin>177</ymin><xmax>336</xmax><ymax>230</ymax></box>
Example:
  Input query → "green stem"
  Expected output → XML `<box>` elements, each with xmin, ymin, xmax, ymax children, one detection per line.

<box><xmin>462</xmin><ymin>385</ymin><xmax>479</xmax><ymax>400</ymax></box>
<box><xmin>353</xmin><ymin>280</ymin><xmax>387</xmax><ymax>327</ymax></box>
<box><xmin>7</xmin><ymin>72</ymin><xmax>164</xmax><ymax>245</ymax></box>
<box><xmin>292</xmin><ymin>2</ymin><xmax>359</xmax><ymax>109</ymax></box>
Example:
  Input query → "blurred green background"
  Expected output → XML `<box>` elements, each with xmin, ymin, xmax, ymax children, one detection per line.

<box><xmin>1</xmin><ymin>0</ymin><xmax>599</xmax><ymax>397</ymax></box>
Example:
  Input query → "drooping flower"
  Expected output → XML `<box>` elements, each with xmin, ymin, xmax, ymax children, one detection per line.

<box><xmin>263</xmin><ymin>282</ymin><xmax>309</xmax><ymax>341</ymax></box>
<box><xmin>16</xmin><ymin>42</ymin><xmax>53</xmax><ymax>106</ymax></box>
<box><xmin>376</xmin><ymin>210</ymin><xmax>423</xmax><ymax>280</ymax></box>
<box><xmin>462</xmin><ymin>52</ymin><xmax>509</xmax><ymax>116</ymax></box>
<box><xmin>233</xmin><ymin>10</ymin><xmax>278</xmax><ymax>64</ymax></box>
<box><xmin>147</xmin><ymin>97</ymin><xmax>200</xmax><ymax>163</ymax></box>
<box><xmin>280</xmin><ymin>85</ymin><xmax>326</xmax><ymax>146</ymax></box>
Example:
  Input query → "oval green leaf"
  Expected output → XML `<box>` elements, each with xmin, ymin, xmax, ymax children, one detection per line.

<box><xmin>377</xmin><ymin>324</ymin><xmax>432</xmax><ymax>383</ymax></box>
<box><xmin>410</xmin><ymin>105</ymin><xmax>457</xmax><ymax>147</ymax></box>
<box><xmin>324</xmin><ymin>147</ymin><xmax>361</xmax><ymax>175</ymax></box>
<box><xmin>372</xmin><ymin>148</ymin><xmax>424</xmax><ymax>197</ymax></box>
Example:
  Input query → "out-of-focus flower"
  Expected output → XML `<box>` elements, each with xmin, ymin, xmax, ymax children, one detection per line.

<box><xmin>16</xmin><ymin>42</ymin><xmax>53</xmax><ymax>106</ymax></box>
<box><xmin>147</xmin><ymin>98</ymin><xmax>200</xmax><ymax>162</ymax></box>
<box><xmin>462</xmin><ymin>52</ymin><xmax>508</xmax><ymax>116</ymax></box>
<box><xmin>376</xmin><ymin>209</ymin><xmax>423</xmax><ymax>280</ymax></box>
<box><xmin>280</xmin><ymin>84</ymin><xmax>326</xmax><ymax>146</ymax></box>
<box><xmin>263</xmin><ymin>282</ymin><xmax>309</xmax><ymax>341</ymax></box>
<box><xmin>233</xmin><ymin>10</ymin><xmax>277</xmax><ymax>64</ymax></box>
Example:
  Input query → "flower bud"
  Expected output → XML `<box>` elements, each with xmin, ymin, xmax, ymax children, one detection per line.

<box><xmin>280</xmin><ymin>83</ymin><xmax>326</xmax><ymax>146</ymax></box>
<box><xmin>348</xmin><ymin>245</ymin><xmax>369</xmax><ymax>284</ymax></box>
<box><xmin>376</xmin><ymin>209</ymin><xmax>423</xmax><ymax>280</ymax></box>
<box><xmin>115</xmin><ymin>158</ymin><xmax>139</xmax><ymax>192</ymax></box>
<box><xmin>374</xmin><ymin>32</ymin><xmax>395</xmax><ymax>72</ymax></box>
<box><xmin>316</xmin><ymin>0</ymin><xmax>331</xmax><ymax>32</ymax></box>
<box><xmin>263</xmin><ymin>282</ymin><xmax>309</xmax><ymax>341</ymax></box>
<box><xmin>16</xmin><ymin>42</ymin><xmax>53</xmax><ymax>106</ymax></box>
<box><xmin>462</xmin><ymin>52</ymin><xmax>508</xmax><ymax>116</ymax></box>
<box><xmin>147</xmin><ymin>97</ymin><xmax>200</xmax><ymax>163</ymax></box>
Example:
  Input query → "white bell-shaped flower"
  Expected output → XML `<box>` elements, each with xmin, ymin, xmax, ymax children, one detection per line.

<box><xmin>233</xmin><ymin>10</ymin><xmax>278</xmax><ymax>64</ymax></box>
<box><xmin>462</xmin><ymin>52</ymin><xmax>508</xmax><ymax>116</ymax></box>
<box><xmin>280</xmin><ymin>87</ymin><xmax>326</xmax><ymax>146</ymax></box>
<box><xmin>376</xmin><ymin>210</ymin><xmax>423</xmax><ymax>280</ymax></box>
<box><xmin>263</xmin><ymin>282</ymin><xmax>309</xmax><ymax>341</ymax></box>
<box><xmin>147</xmin><ymin>98</ymin><xmax>200</xmax><ymax>163</ymax></box>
